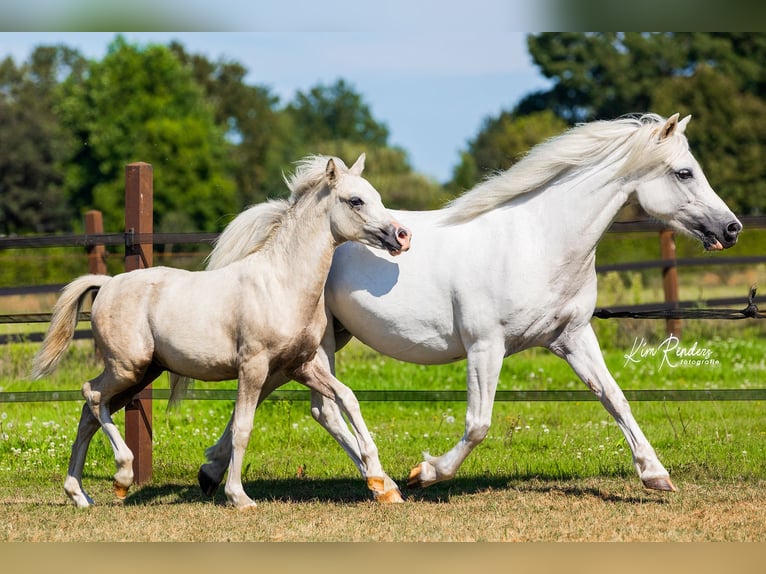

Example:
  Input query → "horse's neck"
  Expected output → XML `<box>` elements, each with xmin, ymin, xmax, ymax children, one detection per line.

<box><xmin>520</xmin><ymin>163</ymin><xmax>629</xmax><ymax>263</ymax></box>
<box><xmin>259</xmin><ymin>195</ymin><xmax>337</xmax><ymax>299</ymax></box>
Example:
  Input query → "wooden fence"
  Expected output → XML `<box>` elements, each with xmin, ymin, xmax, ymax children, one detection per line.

<box><xmin>2</xmin><ymin>163</ymin><xmax>766</xmax><ymax>483</ymax></box>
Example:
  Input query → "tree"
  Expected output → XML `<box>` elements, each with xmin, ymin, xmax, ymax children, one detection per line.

<box><xmin>651</xmin><ymin>65</ymin><xmax>766</xmax><ymax>215</ymax></box>
<box><xmin>449</xmin><ymin>110</ymin><xmax>568</xmax><ymax>192</ymax></box>
<box><xmin>0</xmin><ymin>46</ymin><xmax>84</xmax><ymax>234</ymax></box>
<box><xmin>169</xmin><ymin>42</ymin><xmax>295</xmax><ymax>207</ymax></box>
<box><xmin>286</xmin><ymin>79</ymin><xmax>389</xmax><ymax>148</ymax></box>
<box><xmin>284</xmin><ymin>79</ymin><xmax>443</xmax><ymax>210</ymax></box>
<box><xmin>57</xmin><ymin>36</ymin><xmax>237</xmax><ymax>231</ymax></box>
<box><xmin>518</xmin><ymin>32</ymin><xmax>766</xmax><ymax>214</ymax></box>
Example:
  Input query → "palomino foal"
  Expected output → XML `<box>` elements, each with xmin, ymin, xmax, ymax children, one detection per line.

<box><xmin>32</xmin><ymin>154</ymin><xmax>410</xmax><ymax>509</ymax></box>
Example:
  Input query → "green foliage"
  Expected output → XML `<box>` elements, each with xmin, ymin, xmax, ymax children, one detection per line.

<box><xmin>516</xmin><ymin>32</ymin><xmax>766</xmax><ymax>215</ymax></box>
<box><xmin>286</xmin><ymin>79</ymin><xmax>389</xmax><ymax>148</ymax></box>
<box><xmin>0</xmin><ymin>47</ymin><xmax>84</xmax><ymax>234</ymax></box>
<box><xmin>57</xmin><ymin>36</ymin><xmax>238</xmax><ymax>232</ymax></box>
<box><xmin>449</xmin><ymin>110</ymin><xmax>567</xmax><ymax>192</ymax></box>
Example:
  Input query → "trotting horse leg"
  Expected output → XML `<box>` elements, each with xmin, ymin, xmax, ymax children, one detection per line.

<box><xmin>292</xmin><ymin>355</ymin><xmax>403</xmax><ymax>502</ymax></box>
<box><xmin>223</xmin><ymin>355</ymin><xmax>267</xmax><ymax>509</ymax></box>
<box><xmin>64</xmin><ymin>403</ymin><xmax>101</xmax><ymax>507</ymax></box>
<box><xmin>408</xmin><ymin>338</ymin><xmax>505</xmax><ymax>488</ymax></box>
<box><xmin>197</xmin><ymin>342</ymin><xmax>367</xmax><ymax>498</ymax></box>
<box><xmin>77</xmin><ymin>365</ymin><xmax>164</xmax><ymax>504</ymax></box>
<box><xmin>197</xmin><ymin>372</ymin><xmax>288</xmax><ymax>497</ymax></box>
<box><xmin>552</xmin><ymin>324</ymin><xmax>675</xmax><ymax>491</ymax></box>
<box><xmin>307</xmin><ymin>342</ymin><xmax>365</xmax><ymax>474</ymax></box>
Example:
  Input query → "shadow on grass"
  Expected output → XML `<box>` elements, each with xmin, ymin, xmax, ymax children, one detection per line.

<box><xmin>125</xmin><ymin>471</ymin><xmax>668</xmax><ymax>506</ymax></box>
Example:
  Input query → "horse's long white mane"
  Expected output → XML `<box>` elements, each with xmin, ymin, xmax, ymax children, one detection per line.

<box><xmin>206</xmin><ymin>155</ymin><xmax>348</xmax><ymax>270</ymax></box>
<box><xmin>444</xmin><ymin>113</ymin><xmax>690</xmax><ymax>224</ymax></box>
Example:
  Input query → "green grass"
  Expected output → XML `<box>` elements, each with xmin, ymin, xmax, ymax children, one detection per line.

<box><xmin>1</xmin><ymin>331</ymin><xmax>765</xmax><ymax>493</ymax></box>
<box><xmin>1</xmin><ymin>330</ymin><xmax>765</xmax><ymax>541</ymax></box>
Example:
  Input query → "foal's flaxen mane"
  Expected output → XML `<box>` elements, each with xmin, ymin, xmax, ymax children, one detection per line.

<box><xmin>443</xmin><ymin>113</ymin><xmax>690</xmax><ymax>225</ymax></box>
<box><xmin>206</xmin><ymin>155</ymin><xmax>347</xmax><ymax>270</ymax></box>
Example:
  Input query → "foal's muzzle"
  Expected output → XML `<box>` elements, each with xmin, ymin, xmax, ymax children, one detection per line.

<box><xmin>384</xmin><ymin>222</ymin><xmax>411</xmax><ymax>256</ymax></box>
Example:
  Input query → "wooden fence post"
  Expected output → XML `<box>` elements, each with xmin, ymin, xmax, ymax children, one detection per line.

<box><xmin>660</xmin><ymin>228</ymin><xmax>682</xmax><ymax>338</ymax></box>
<box><xmin>84</xmin><ymin>210</ymin><xmax>107</xmax><ymax>275</ymax></box>
<box><xmin>124</xmin><ymin>162</ymin><xmax>153</xmax><ymax>485</ymax></box>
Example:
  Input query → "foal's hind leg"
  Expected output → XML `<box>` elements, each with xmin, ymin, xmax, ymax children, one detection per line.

<box><xmin>81</xmin><ymin>364</ymin><xmax>163</xmax><ymax>502</ymax></box>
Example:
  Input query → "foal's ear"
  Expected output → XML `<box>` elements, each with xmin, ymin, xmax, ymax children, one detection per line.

<box><xmin>677</xmin><ymin>114</ymin><xmax>691</xmax><ymax>135</ymax></box>
<box><xmin>658</xmin><ymin>113</ymin><xmax>681</xmax><ymax>141</ymax></box>
<box><xmin>349</xmin><ymin>153</ymin><xmax>366</xmax><ymax>176</ymax></box>
<box><xmin>325</xmin><ymin>158</ymin><xmax>338</xmax><ymax>183</ymax></box>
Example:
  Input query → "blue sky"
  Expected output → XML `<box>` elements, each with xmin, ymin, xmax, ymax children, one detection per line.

<box><xmin>0</xmin><ymin>26</ymin><xmax>552</xmax><ymax>182</ymax></box>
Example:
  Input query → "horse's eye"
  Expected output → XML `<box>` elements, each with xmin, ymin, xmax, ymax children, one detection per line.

<box><xmin>675</xmin><ymin>168</ymin><xmax>693</xmax><ymax>180</ymax></box>
<box><xmin>348</xmin><ymin>197</ymin><xmax>365</xmax><ymax>208</ymax></box>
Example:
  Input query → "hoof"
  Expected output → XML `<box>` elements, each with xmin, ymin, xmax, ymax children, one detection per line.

<box><xmin>113</xmin><ymin>481</ymin><xmax>130</xmax><ymax>500</ymax></box>
<box><xmin>376</xmin><ymin>489</ymin><xmax>405</xmax><ymax>503</ymax></box>
<box><xmin>407</xmin><ymin>464</ymin><xmax>424</xmax><ymax>489</ymax></box>
<box><xmin>643</xmin><ymin>476</ymin><xmax>677</xmax><ymax>492</ymax></box>
<box><xmin>198</xmin><ymin>468</ymin><xmax>220</xmax><ymax>498</ymax></box>
<box><xmin>367</xmin><ymin>477</ymin><xmax>405</xmax><ymax>503</ymax></box>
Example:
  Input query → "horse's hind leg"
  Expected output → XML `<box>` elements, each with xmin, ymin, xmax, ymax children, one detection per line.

<box><xmin>293</xmin><ymin>356</ymin><xmax>403</xmax><ymax>503</ymax></box>
<box><xmin>64</xmin><ymin>403</ymin><xmax>101</xmax><ymax>507</ymax></box>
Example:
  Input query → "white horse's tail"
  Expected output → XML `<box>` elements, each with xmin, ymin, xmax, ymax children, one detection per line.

<box><xmin>31</xmin><ymin>274</ymin><xmax>111</xmax><ymax>380</ymax></box>
<box><xmin>167</xmin><ymin>372</ymin><xmax>191</xmax><ymax>408</ymax></box>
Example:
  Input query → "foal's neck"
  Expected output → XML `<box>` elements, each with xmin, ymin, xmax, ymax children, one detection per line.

<box><xmin>262</xmin><ymin>189</ymin><xmax>338</xmax><ymax>296</ymax></box>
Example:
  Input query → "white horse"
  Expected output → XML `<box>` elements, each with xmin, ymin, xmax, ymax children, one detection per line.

<box><xmin>190</xmin><ymin>113</ymin><xmax>742</xmax><ymax>496</ymax></box>
<box><xmin>32</xmin><ymin>154</ymin><xmax>411</xmax><ymax>509</ymax></box>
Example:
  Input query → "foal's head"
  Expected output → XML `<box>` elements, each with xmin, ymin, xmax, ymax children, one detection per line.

<box><xmin>314</xmin><ymin>154</ymin><xmax>411</xmax><ymax>256</ymax></box>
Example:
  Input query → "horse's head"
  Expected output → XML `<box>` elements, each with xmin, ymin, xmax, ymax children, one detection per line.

<box><xmin>632</xmin><ymin>113</ymin><xmax>742</xmax><ymax>251</ymax></box>
<box><xmin>324</xmin><ymin>154</ymin><xmax>411</xmax><ymax>256</ymax></box>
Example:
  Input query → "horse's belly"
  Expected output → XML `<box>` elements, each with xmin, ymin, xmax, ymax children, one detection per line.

<box><xmin>327</xmin><ymin>289</ymin><xmax>465</xmax><ymax>365</ymax></box>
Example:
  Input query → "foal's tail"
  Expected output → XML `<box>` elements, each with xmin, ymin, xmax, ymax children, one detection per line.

<box><xmin>31</xmin><ymin>274</ymin><xmax>111</xmax><ymax>380</ymax></box>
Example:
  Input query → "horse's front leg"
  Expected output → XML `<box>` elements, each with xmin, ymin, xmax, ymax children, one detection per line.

<box><xmin>408</xmin><ymin>339</ymin><xmax>505</xmax><ymax>489</ymax></box>
<box><xmin>224</xmin><ymin>355</ymin><xmax>268</xmax><ymax>509</ymax></box>
<box><xmin>292</xmin><ymin>356</ymin><xmax>403</xmax><ymax>503</ymax></box>
<box><xmin>551</xmin><ymin>324</ymin><xmax>675</xmax><ymax>491</ymax></box>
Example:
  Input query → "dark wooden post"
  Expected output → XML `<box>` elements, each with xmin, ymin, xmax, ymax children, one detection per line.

<box><xmin>84</xmin><ymin>210</ymin><xmax>107</xmax><ymax>275</ymax></box>
<box><xmin>660</xmin><ymin>228</ymin><xmax>682</xmax><ymax>338</ymax></box>
<box><xmin>124</xmin><ymin>162</ymin><xmax>153</xmax><ymax>485</ymax></box>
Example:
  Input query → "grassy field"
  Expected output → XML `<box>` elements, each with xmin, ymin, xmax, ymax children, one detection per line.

<box><xmin>1</xmin><ymin>323</ymin><xmax>765</xmax><ymax>541</ymax></box>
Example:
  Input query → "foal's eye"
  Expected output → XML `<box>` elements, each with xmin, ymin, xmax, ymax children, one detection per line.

<box><xmin>675</xmin><ymin>168</ymin><xmax>693</xmax><ymax>180</ymax></box>
<box><xmin>348</xmin><ymin>197</ymin><xmax>365</xmax><ymax>208</ymax></box>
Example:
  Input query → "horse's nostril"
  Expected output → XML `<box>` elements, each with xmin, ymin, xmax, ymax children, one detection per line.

<box><xmin>727</xmin><ymin>221</ymin><xmax>742</xmax><ymax>235</ymax></box>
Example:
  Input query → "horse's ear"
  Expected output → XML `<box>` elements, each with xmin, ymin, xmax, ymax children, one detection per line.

<box><xmin>677</xmin><ymin>114</ymin><xmax>691</xmax><ymax>135</ymax></box>
<box><xmin>658</xmin><ymin>113</ymin><xmax>681</xmax><ymax>141</ymax></box>
<box><xmin>350</xmin><ymin>153</ymin><xmax>366</xmax><ymax>176</ymax></box>
<box><xmin>325</xmin><ymin>158</ymin><xmax>338</xmax><ymax>184</ymax></box>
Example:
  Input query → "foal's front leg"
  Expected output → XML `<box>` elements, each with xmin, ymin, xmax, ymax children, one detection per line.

<box><xmin>224</xmin><ymin>354</ymin><xmax>268</xmax><ymax>509</ymax></box>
